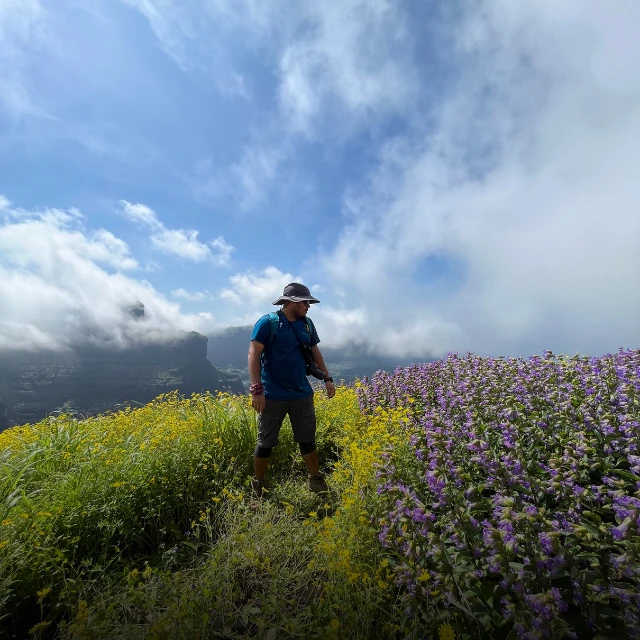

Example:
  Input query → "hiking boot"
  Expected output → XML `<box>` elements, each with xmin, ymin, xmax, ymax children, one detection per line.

<box><xmin>251</xmin><ymin>476</ymin><xmax>266</xmax><ymax>499</ymax></box>
<box><xmin>308</xmin><ymin>472</ymin><xmax>328</xmax><ymax>493</ymax></box>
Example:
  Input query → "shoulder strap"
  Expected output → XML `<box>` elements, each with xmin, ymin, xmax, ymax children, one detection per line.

<box><xmin>268</xmin><ymin>312</ymin><xmax>280</xmax><ymax>346</ymax></box>
<box><xmin>260</xmin><ymin>312</ymin><xmax>281</xmax><ymax>366</ymax></box>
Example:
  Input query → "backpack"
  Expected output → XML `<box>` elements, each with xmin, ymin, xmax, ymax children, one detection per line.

<box><xmin>260</xmin><ymin>311</ymin><xmax>316</xmax><ymax>366</ymax></box>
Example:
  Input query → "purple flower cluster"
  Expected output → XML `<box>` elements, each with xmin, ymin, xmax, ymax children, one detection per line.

<box><xmin>359</xmin><ymin>349</ymin><xmax>640</xmax><ymax>638</ymax></box>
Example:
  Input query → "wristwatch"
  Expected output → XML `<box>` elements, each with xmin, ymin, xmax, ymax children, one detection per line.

<box><xmin>324</xmin><ymin>377</ymin><xmax>333</xmax><ymax>383</ymax></box>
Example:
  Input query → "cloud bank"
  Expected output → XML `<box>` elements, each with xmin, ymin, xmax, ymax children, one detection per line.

<box><xmin>2</xmin><ymin>0</ymin><xmax>639</xmax><ymax>362</ymax></box>
<box><xmin>320</xmin><ymin>1</ymin><xmax>640</xmax><ymax>358</ymax></box>
<box><xmin>0</xmin><ymin>198</ymin><xmax>217</xmax><ymax>351</ymax></box>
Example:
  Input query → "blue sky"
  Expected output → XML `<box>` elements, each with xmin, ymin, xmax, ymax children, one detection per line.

<box><xmin>1</xmin><ymin>0</ymin><xmax>639</xmax><ymax>359</ymax></box>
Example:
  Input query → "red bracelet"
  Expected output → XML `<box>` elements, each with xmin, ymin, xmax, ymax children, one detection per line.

<box><xmin>250</xmin><ymin>383</ymin><xmax>264</xmax><ymax>396</ymax></box>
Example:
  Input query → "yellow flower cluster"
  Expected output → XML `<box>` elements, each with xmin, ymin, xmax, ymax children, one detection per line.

<box><xmin>0</xmin><ymin>390</ymin><xmax>255</xmax><ymax>460</ymax></box>
<box><xmin>312</xmin><ymin>393</ymin><xmax>410</xmax><ymax>607</ymax></box>
<box><xmin>1</xmin><ymin>385</ymin><xmax>419</xmax><ymax>638</ymax></box>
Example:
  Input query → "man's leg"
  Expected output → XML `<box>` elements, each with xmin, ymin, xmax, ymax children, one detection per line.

<box><xmin>254</xmin><ymin>448</ymin><xmax>272</xmax><ymax>479</ymax></box>
<box><xmin>301</xmin><ymin>448</ymin><xmax>319</xmax><ymax>475</ymax></box>
<box><xmin>252</xmin><ymin>399</ymin><xmax>287</xmax><ymax>496</ymax></box>
<box><xmin>290</xmin><ymin>394</ymin><xmax>328</xmax><ymax>493</ymax></box>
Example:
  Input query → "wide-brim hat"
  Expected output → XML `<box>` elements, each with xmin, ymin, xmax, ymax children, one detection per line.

<box><xmin>272</xmin><ymin>282</ymin><xmax>320</xmax><ymax>305</ymax></box>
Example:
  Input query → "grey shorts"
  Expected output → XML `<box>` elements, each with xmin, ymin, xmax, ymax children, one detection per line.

<box><xmin>257</xmin><ymin>393</ymin><xmax>316</xmax><ymax>448</ymax></box>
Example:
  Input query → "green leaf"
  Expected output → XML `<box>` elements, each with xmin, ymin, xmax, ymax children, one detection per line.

<box><xmin>611</xmin><ymin>469</ymin><xmax>640</xmax><ymax>482</ymax></box>
<box><xmin>471</xmin><ymin>603</ymin><xmax>490</xmax><ymax>615</ymax></box>
<box><xmin>481</xmin><ymin>581</ymin><xmax>497</xmax><ymax>605</ymax></box>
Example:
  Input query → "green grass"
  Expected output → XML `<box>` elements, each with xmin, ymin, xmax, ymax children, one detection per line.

<box><xmin>0</xmin><ymin>388</ymin><xmax>405</xmax><ymax>639</ymax></box>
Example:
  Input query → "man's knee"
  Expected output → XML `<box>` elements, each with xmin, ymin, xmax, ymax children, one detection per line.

<box><xmin>299</xmin><ymin>441</ymin><xmax>316</xmax><ymax>456</ymax></box>
<box><xmin>254</xmin><ymin>446</ymin><xmax>273</xmax><ymax>458</ymax></box>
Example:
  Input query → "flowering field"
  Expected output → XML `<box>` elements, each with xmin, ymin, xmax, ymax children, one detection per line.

<box><xmin>359</xmin><ymin>349</ymin><xmax>640</xmax><ymax>639</ymax></box>
<box><xmin>0</xmin><ymin>349</ymin><xmax>638</xmax><ymax>639</ymax></box>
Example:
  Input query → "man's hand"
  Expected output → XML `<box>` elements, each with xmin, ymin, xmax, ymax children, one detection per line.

<box><xmin>325</xmin><ymin>381</ymin><xmax>336</xmax><ymax>399</ymax></box>
<box><xmin>252</xmin><ymin>393</ymin><xmax>266</xmax><ymax>413</ymax></box>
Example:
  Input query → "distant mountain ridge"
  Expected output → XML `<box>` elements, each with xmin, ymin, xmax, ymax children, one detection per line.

<box><xmin>0</xmin><ymin>331</ymin><xmax>244</xmax><ymax>431</ymax></box>
<box><xmin>207</xmin><ymin>323</ymin><xmax>422</xmax><ymax>387</ymax></box>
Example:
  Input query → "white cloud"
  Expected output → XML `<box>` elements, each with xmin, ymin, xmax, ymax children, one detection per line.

<box><xmin>209</xmin><ymin>236</ymin><xmax>234</xmax><ymax>266</ymax></box>
<box><xmin>319</xmin><ymin>0</ymin><xmax>640</xmax><ymax>358</ymax></box>
<box><xmin>205</xmin><ymin>0</ymin><xmax>418</xmax><ymax>135</ymax></box>
<box><xmin>0</xmin><ymin>197</ymin><xmax>219</xmax><ymax>351</ymax></box>
<box><xmin>0</xmin><ymin>0</ymin><xmax>53</xmax><ymax>120</ymax></box>
<box><xmin>120</xmin><ymin>200</ymin><xmax>161</xmax><ymax>228</ymax></box>
<box><xmin>125</xmin><ymin>1</ymin><xmax>417</xmax><ymax>208</ymax></box>
<box><xmin>196</xmin><ymin>145</ymin><xmax>283</xmax><ymax>211</ymax></box>
<box><xmin>0</xmin><ymin>205</ymin><xmax>138</xmax><ymax>272</ymax></box>
<box><xmin>123</xmin><ymin>0</ymin><xmax>417</xmax><ymax>136</ymax></box>
<box><xmin>118</xmin><ymin>0</ymin><xmax>196</xmax><ymax>70</ymax></box>
<box><xmin>119</xmin><ymin>199</ymin><xmax>234</xmax><ymax>264</ymax></box>
<box><xmin>230</xmin><ymin>147</ymin><xmax>281</xmax><ymax>210</ymax></box>
<box><xmin>150</xmin><ymin>227</ymin><xmax>212</xmax><ymax>262</ymax></box>
<box><xmin>171</xmin><ymin>288</ymin><xmax>210</xmax><ymax>302</ymax></box>
<box><xmin>277</xmin><ymin>1</ymin><xmax>416</xmax><ymax>134</ymax></box>
<box><xmin>219</xmin><ymin>266</ymin><xmax>298</xmax><ymax>315</ymax></box>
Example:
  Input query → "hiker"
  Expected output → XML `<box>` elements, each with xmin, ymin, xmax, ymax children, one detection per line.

<box><xmin>248</xmin><ymin>282</ymin><xmax>336</xmax><ymax>498</ymax></box>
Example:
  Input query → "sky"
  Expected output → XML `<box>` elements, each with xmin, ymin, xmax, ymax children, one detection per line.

<box><xmin>1</xmin><ymin>0</ymin><xmax>639</xmax><ymax>359</ymax></box>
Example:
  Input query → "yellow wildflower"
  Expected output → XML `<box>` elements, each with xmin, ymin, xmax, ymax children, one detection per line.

<box><xmin>439</xmin><ymin>623</ymin><xmax>455</xmax><ymax>640</ymax></box>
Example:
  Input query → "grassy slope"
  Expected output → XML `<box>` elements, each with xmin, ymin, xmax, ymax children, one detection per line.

<box><xmin>0</xmin><ymin>388</ymin><xmax>406</xmax><ymax>639</ymax></box>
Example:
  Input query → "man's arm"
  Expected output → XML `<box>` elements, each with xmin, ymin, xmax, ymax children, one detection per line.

<box><xmin>311</xmin><ymin>345</ymin><xmax>330</xmax><ymax>379</ymax></box>
<box><xmin>312</xmin><ymin>345</ymin><xmax>335</xmax><ymax>398</ymax></box>
<box><xmin>248</xmin><ymin>340</ymin><xmax>265</xmax><ymax>383</ymax></box>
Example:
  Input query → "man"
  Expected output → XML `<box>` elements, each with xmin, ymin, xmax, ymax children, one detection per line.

<box><xmin>248</xmin><ymin>282</ymin><xmax>336</xmax><ymax>498</ymax></box>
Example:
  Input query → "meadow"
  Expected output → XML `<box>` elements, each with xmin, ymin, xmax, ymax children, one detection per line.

<box><xmin>0</xmin><ymin>349</ymin><xmax>638</xmax><ymax>639</ymax></box>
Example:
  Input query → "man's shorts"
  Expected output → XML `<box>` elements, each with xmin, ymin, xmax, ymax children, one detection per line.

<box><xmin>257</xmin><ymin>393</ymin><xmax>316</xmax><ymax>448</ymax></box>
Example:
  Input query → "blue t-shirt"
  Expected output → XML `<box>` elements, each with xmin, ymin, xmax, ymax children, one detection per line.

<box><xmin>251</xmin><ymin>310</ymin><xmax>320</xmax><ymax>400</ymax></box>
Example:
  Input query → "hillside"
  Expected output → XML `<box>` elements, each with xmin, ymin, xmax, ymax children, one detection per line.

<box><xmin>0</xmin><ymin>331</ymin><xmax>244</xmax><ymax>429</ymax></box>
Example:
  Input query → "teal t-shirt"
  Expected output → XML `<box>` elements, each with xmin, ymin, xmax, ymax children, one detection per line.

<box><xmin>251</xmin><ymin>310</ymin><xmax>320</xmax><ymax>400</ymax></box>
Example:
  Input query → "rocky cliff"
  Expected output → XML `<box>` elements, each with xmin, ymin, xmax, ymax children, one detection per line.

<box><xmin>0</xmin><ymin>331</ymin><xmax>245</xmax><ymax>429</ymax></box>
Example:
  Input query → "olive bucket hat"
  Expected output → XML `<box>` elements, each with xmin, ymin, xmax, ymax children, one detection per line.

<box><xmin>272</xmin><ymin>282</ymin><xmax>320</xmax><ymax>305</ymax></box>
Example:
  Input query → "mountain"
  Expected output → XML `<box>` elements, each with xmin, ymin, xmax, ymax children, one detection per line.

<box><xmin>0</xmin><ymin>331</ymin><xmax>244</xmax><ymax>430</ymax></box>
<box><xmin>207</xmin><ymin>323</ymin><xmax>421</xmax><ymax>387</ymax></box>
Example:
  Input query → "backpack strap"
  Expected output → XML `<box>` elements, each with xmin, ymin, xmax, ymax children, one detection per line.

<box><xmin>261</xmin><ymin>312</ymin><xmax>314</xmax><ymax>363</ymax></box>
<box><xmin>268</xmin><ymin>312</ymin><xmax>280</xmax><ymax>346</ymax></box>
<box><xmin>260</xmin><ymin>312</ymin><xmax>281</xmax><ymax>367</ymax></box>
